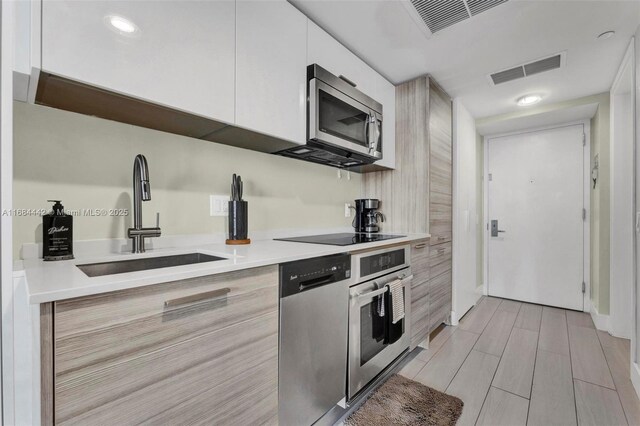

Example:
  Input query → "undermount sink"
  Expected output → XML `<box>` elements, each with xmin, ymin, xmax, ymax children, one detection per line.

<box><xmin>77</xmin><ymin>253</ymin><xmax>227</xmax><ymax>277</ymax></box>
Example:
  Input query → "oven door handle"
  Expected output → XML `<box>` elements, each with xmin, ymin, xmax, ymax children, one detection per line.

<box><xmin>355</xmin><ymin>274</ymin><xmax>413</xmax><ymax>305</ymax></box>
<box><xmin>356</xmin><ymin>286</ymin><xmax>388</xmax><ymax>302</ymax></box>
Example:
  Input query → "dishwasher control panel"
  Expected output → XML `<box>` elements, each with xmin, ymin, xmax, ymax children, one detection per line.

<box><xmin>279</xmin><ymin>253</ymin><xmax>351</xmax><ymax>297</ymax></box>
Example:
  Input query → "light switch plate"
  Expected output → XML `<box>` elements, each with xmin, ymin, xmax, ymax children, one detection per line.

<box><xmin>210</xmin><ymin>195</ymin><xmax>229</xmax><ymax>217</ymax></box>
<box><xmin>345</xmin><ymin>203</ymin><xmax>352</xmax><ymax>218</ymax></box>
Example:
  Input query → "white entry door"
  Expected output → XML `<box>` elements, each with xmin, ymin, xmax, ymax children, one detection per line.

<box><xmin>487</xmin><ymin>124</ymin><xmax>585</xmax><ymax>311</ymax></box>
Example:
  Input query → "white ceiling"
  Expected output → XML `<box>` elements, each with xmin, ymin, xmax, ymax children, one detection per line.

<box><xmin>290</xmin><ymin>0</ymin><xmax>640</xmax><ymax>118</ymax></box>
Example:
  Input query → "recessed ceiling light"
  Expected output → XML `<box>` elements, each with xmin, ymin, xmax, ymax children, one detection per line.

<box><xmin>516</xmin><ymin>94</ymin><xmax>542</xmax><ymax>107</ymax></box>
<box><xmin>106</xmin><ymin>15</ymin><xmax>139</xmax><ymax>35</ymax></box>
<box><xmin>597</xmin><ymin>31</ymin><xmax>615</xmax><ymax>40</ymax></box>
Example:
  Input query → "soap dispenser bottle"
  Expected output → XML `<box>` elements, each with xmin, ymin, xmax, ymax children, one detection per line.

<box><xmin>43</xmin><ymin>200</ymin><xmax>74</xmax><ymax>261</ymax></box>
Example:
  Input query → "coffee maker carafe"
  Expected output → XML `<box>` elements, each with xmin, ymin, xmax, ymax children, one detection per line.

<box><xmin>354</xmin><ymin>199</ymin><xmax>385</xmax><ymax>233</ymax></box>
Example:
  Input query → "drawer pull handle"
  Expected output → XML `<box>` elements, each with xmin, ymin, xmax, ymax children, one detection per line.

<box><xmin>437</xmin><ymin>248</ymin><xmax>446</xmax><ymax>254</ymax></box>
<box><xmin>437</xmin><ymin>236</ymin><xmax>446</xmax><ymax>241</ymax></box>
<box><xmin>164</xmin><ymin>288</ymin><xmax>231</xmax><ymax>308</ymax></box>
<box><xmin>414</xmin><ymin>243</ymin><xmax>427</xmax><ymax>249</ymax></box>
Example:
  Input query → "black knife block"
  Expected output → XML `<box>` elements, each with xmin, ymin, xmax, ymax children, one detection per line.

<box><xmin>226</xmin><ymin>200</ymin><xmax>250</xmax><ymax>245</ymax></box>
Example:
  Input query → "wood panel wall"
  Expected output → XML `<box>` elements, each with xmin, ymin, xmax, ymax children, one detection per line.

<box><xmin>363</xmin><ymin>77</ymin><xmax>430</xmax><ymax>234</ymax></box>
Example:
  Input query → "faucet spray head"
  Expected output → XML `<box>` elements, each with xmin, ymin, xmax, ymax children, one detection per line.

<box><xmin>134</xmin><ymin>154</ymin><xmax>151</xmax><ymax>201</ymax></box>
<box><xmin>141</xmin><ymin>180</ymin><xmax>151</xmax><ymax>201</ymax></box>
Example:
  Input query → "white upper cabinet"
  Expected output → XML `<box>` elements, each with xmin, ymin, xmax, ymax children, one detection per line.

<box><xmin>375</xmin><ymin>75</ymin><xmax>396</xmax><ymax>169</ymax></box>
<box><xmin>40</xmin><ymin>0</ymin><xmax>236</xmax><ymax>123</ymax></box>
<box><xmin>235</xmin><ymin>0</ymin><xmax>307</xmax><ymax>144</ymax></box>
<box><xmin>307</xmin><ymin>21</ymin><xmax>376</xmax><ymax>96</ymax></box>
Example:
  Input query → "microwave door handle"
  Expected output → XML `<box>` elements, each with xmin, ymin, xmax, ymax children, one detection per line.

<box><xmin>368</xmin><ymin>114</ymin><xmax>380</xmax><ymax>155</ymax></box>
<box><xmin>364</xmin><ymin>112</ymin><xmax>371</xmax><ymax>147</ymax></box>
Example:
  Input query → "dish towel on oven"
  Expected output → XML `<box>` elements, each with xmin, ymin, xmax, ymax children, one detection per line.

<box><xmin>387</xmin><ymin>279</ymin><xmax>405</xmax><ymax>324</ymax></box>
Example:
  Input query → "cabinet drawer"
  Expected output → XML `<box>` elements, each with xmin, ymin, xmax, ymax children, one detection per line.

<box><xmin>411</xmin><ymin>316</ymin><xmax>430</xmax><ymax>349</ymax></box>
<box><xmin>429</xmin><ymin>298</ymin><xmax>451</xmax><ymax>332</ymax></box>
<box><xmin>430</xmin><ymin>271</ymin><xmax>452</xmax><ymax>301</ymax></box>
<box><xmin>427</xmin><ymin>270</ymin><xmax>451</xmax><ymax>334</ymax></box>
<box><xmin>410</xmin><ymin>290</ymin><xmax>430</xmax><ymax>349</ymax></box>
<box><xmin>429</xmin><ymin>242</ymin><xmax>452</xmax><ymax>268</ymax></box>
<box><xmin>57</xmin><ymin>313</ymin><xmax>278</xmax><ymax>425</ymax></box>
<box><xmin>411</xmin><ymin>278</ymin><xmax>430</xmax><ymax>303</ymax></box>
<box><xmin>411</xmin><ymin>239</ymin><xmax>430</xmax><ymax>282</ymax></box>
<box><xmin>430</xmin><ymin>275</ymin><xmax>450</xmax><ymax>311</ymax></box>
<box><xmin>52</xmin><ymin>266</ymin><xmax>279</xmax><ymax>424</ymax></box>
<box><xmin>54</xmin><ymin>266</ymin><xmax>278</xmax><ymax>379</ymax></box>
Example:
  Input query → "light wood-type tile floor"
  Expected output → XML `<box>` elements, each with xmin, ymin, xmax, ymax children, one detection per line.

<box><xmin>399</xmin><ymin>297</ymin><xmax>640</xmax><ymax>425</ymax></box>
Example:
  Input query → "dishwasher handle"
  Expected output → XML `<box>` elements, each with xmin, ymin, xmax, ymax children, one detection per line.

<box><xmin>298</xmin><ymin>274</ymin><xmax>336</xmax><ymax>292</ymax></box>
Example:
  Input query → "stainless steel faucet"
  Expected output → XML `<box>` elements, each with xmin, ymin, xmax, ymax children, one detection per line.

<box><xmin>127</xmin><ymin>154</ymin><xmax>161</xmax><ymax>253</ymax></box>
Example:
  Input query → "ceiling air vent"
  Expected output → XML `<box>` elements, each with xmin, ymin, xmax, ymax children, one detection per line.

<box><xmin>410</xmin><ymin>0</ymin><xmax>469</xmax><ymax>34</ymax></box>
<box><xmin>489</xmin><ymin>53</ymin><xmax>564</xmax><ymax>85</ymax></box>
<box><xmin>408</xmin><ymin>0</ymin><xmax>509</xmax><ymax>34</ymax></box>
<box><xmin>467</xmin><ymin>0</ymin><xmax>509</xmax><ymax>16</ymax></box>
<box><xmin>490</xmin><ymin>66</ymin><xmax>525</xmax><ymax>85</ymax></box>
<box><xmin>524</xmin><ymin>54</ymin><xmax>562</xmax><ymax>76</ymax></box>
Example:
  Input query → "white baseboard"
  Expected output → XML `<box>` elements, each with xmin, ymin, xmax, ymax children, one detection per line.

<box><xmin>590</xmin><ymin>304</ymin><xmax>610</xmax><ymax>331</ymax></box>
<box><xmin>631</xmin><ymin>362</ymin><xmax>640</xmax><ymax>400</ymax></box>
<box><xmin>449</xmin><ymin>310</ymin><xmax>459</xmax><ymax>326</ymax></box>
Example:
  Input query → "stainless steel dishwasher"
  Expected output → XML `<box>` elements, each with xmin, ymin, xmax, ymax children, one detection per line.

<box><xmin>278</xmin><ymin>253</ymin><xmax>352</xmax><ymax>426</ymax></box>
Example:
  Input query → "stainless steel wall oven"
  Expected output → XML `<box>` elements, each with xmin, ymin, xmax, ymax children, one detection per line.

<box><xmin>348</xmin><ymin>245</ymin><xmax>411</xmax><ymax>399</ymax></box>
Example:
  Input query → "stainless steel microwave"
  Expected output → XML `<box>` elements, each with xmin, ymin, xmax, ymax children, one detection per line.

<box><xmin>278</xmin><ymin>64</ymin><xmax>383</xmax><ymax>169</ymax></box>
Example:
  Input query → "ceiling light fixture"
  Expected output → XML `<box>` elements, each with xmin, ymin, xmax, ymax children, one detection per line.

<box><xmin>516</xmin><ymin>94</ymin><xmax>542</xmax><ymax>107</ymax></box>
<box><xmin>597</xmin><ymin>31</ymin><xmax>615</xmax><ymax>40</ymax></box>
<box><xmin>106</xmin><ymin>15</ymin><xmax>139</xmax><ymax>35</ymax></box>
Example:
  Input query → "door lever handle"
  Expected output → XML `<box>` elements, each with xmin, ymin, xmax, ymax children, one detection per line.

<box><xmin>490</xmin><ymin>220</ymin><xmax>506</xmax><ymax>237</ymax></box>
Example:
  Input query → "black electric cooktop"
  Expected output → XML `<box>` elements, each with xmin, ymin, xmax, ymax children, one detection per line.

<box><xmin>274</xmin><ymin>233</ymin><xmax>405</xmax><ymax>246</ymax></box>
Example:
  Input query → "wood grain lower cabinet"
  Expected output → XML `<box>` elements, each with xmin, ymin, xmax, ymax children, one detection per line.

<box><xmin>41</xmin><ymin>266</ymin><xmax>279</xmax><ymax>426</ymax></box>
<box><xmin>410</xmin><ymin>239</ymin><xmax>430</xmax><ymax>349</ymax></box>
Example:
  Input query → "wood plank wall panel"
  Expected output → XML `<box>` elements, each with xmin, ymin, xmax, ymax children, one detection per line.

<box><xmin>49</xmin><ymin>266</ymin><xmax>279</xmax><ymax>425</ymax></box>
<box><xmin>363</xmin><ymin>77</ymin><xmax>429</xmax><ymax>234</ymax></box>
<box><xmin>428</xmin><ymin>82</ymin><xmax>453</xmax><ymax>247</ymax></box>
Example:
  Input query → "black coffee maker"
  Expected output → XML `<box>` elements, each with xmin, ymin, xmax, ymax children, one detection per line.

<box><xmin>354</xmin><ymin>199</ymin><xmax>385</xmax><ymax>233</ymax></box>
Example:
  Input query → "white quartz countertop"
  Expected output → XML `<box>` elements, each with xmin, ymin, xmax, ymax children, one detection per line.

<box><xmin>22</xmin><ymin>233</ymin><xmax>429</xmax><ymax>304</ymax></box>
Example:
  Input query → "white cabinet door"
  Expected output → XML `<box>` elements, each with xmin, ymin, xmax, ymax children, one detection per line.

<box><xmin>375</xmin><ymin>75</ymin><xmax>396</xmax><ymax>169</ymax></box>
<box><xmin>236</xmin><ymin>0</ymin><xmax>307</xmax><ymax>144</ymax></box>
<box><xmin>307</xmin><ymin>21</ymin><xmax>376</xmax><ymax>96</ymax></box>
<box><xmin>41</xmin><ymin>0</ymin><xmax>235</xmax><ymax>123</ymax></box>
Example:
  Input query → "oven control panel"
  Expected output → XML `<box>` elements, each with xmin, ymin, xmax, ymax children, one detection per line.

<box><xmin>359</xmin><ymin>248</ymin><xmax>406</xmax><ymax>278</ymax></box>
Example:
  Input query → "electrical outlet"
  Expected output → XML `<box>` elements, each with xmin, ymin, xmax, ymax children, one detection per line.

<box><xmin>210</xmin><ymin>195</ymin><xmax>229</xmax><ymax>217</ymax></box>
<box><xmin>345</xmin><ymin>203</ymin><xmax>352</xmax><ymax>218</ymax></box>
